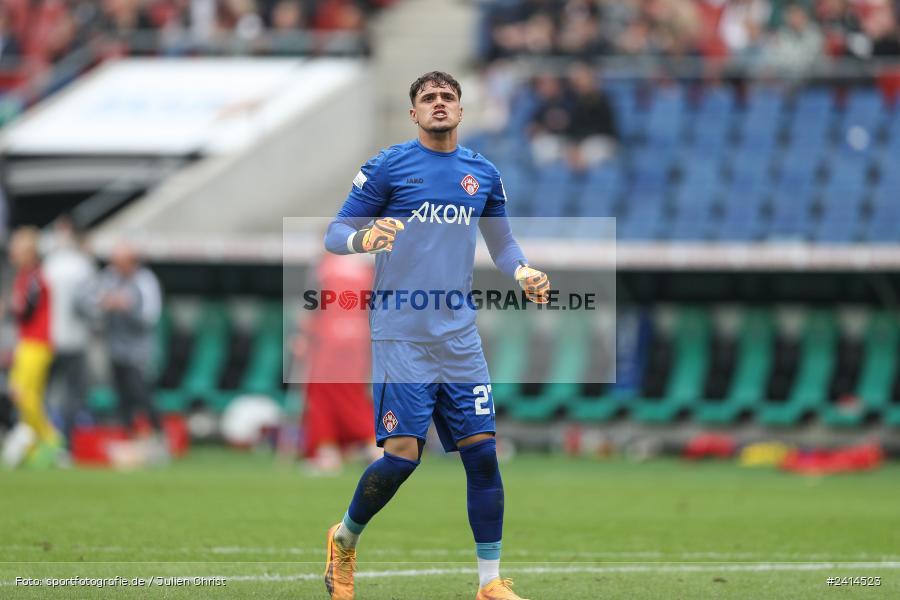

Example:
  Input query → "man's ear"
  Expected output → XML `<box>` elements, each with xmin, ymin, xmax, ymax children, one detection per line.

<box><xmin>409</xmin><ymin>107</ymin><xmax>417</xmax><ymax>125</ymax></box>
<box><xmin>459</xmin><ymin>106</ymin><xmax>463</xmax><ymax>122</ymax></box>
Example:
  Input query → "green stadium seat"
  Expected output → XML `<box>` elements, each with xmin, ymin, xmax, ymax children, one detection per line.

<box><xmin>695</xmin><ymin>309</ymin><xmax>775</xmax><ymax>424</ymax></box>
<box><xmin>510</xmin><ymin>313</ymin><xmax>590</xmax><ymax>421</ymax></box>
<box><xmin>487</xmin><ymin>312</ymin><xmax>531</xmax><ymax>413</ymax></box>
<box><xmin>758</xmin><ymin>310</ymin><xmax>837</xmax><ymax>426</ymax></box>
<box><xmin>180</xmin><ymin>302</ymin><xmax>229</xmax><ymax>405</ymax></box>
<box><xmin>822</xmin><ymin>311</ymin><xmax>898</xmax><ymax>427</ymax></box>
<box><xmin>633</xmin><ymin>307</ymin><xmax>711</xmax><ymax>423</ymax></box>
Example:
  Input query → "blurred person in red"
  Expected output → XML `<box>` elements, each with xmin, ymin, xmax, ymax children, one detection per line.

<box><xmin>296</xmin><ymin>253</ymin><xmax>379</xmax><ymax>474</ymax></box>
<box><xmin>4</xmin><ymin>226</ymin><xmax>62</xmax><ymax>466</ymax></box>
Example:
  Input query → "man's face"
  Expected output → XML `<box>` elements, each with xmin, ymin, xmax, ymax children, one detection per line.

<box><xmin>410</xmin><ymin>82</ymin><xmax>462</xmax><ymax>133</ymax></box>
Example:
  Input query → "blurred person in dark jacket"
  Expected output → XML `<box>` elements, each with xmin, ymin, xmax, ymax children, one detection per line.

<box><xmin>529</xmin><ymin>72</ymin><xmax>572</xmax><ymax>165</ymax></box>
<box><xmin>80</xmin><ymin>241</ymin><xmax>163</xmax><ymax>437</ymax></box>
<box><xmin>565</xmin><ymin>62</ymin><xmax>618</xmax><ymax>170</ymax></box>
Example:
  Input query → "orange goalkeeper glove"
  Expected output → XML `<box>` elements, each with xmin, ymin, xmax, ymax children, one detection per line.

<box><xmin>352</xmin><ymin>217</ymin><xmax>405</xmax><ymax>254</ymax></box>
<box><xmin>515</xmin><ymin>264</ymin><xmax>551</xmax><ymax>304</ymax></box>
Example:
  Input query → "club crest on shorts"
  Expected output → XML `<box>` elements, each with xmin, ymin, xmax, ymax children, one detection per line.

<box><xmin>460</xmin><ymin>174</ymin><xmax>479</xmax><ymax>196</ymax></box>
<box><xmin>382</xmin><ymin>410</ymin><xmax>398</xmax><ymax>433</ymax></box>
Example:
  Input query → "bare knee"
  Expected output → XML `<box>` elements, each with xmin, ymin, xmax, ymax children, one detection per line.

<box><xmin>383</xmin><ymin>436</ymin><xmax>421</xmax><ymax>461</ymax></box>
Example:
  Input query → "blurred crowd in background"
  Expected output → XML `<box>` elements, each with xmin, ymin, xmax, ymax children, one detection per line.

<box><xmin>1</xmin><ymin>220</ymin><xmax>165</xmax><ymax>467</ymax></box>
<box><xmin>480</xmin><ymin>0</ymin><xmax>900</xmax><ymax>67</ymax></box>
<box><xmin>0</xmin><ymin>0</ymin><xmax>394</xmax><ymax>96</ymax></box>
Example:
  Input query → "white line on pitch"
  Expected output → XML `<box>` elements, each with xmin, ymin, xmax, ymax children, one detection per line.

<box><xmin>3</xmin><ymin>562</ymin><xmax>900</xmax><ymax>586</ymax></box>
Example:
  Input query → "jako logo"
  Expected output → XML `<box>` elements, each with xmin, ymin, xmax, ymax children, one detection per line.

<box><xmin>408</xmin><ymin>201</ymin><xmax>474</xmax><ymax>225</ymax></box>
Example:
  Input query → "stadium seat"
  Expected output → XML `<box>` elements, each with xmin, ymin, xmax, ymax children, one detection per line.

<box><xmin>695</xmin><ymin>309</ymin><xmax>775</xmax><ymax>424</ymax></box>
<box><xmin>530</xmin><ymin>162</ymin><xmax>578</xmax><ymax>218</ymax></box>
<box><xmin>570</xmin><ymin>309</ymin><xmax>651</xmax><ymax>422</ymax></box>
<box><xmin>633</xmin><ymin>308</ymin><xmax>711</xmax><ymax>423</ymax></box>
<box><xmin>863</xmin><ymin>201</ymin><xmax>900</xmax><ymax>242</ymax></box>
<box><xmin>822</xmin><ymin>311</ymin><xmax>898</xmax><ymax>426</ymax></box>
<box><xmin>645</xmin><ymin>86</ymin><xmax>686</xmax><ymax>147</ymax></box>
<box><xmin>571</xmin><ymin>162</ymin><xmax>623</xmax><ymax>216</ymax></box>
<box><xmin>607</xmin><ymin>83</ymin><xmax>642</xmax><ymax>141</ymax></box>
<box><xmin>488</xmin><ymin>312</ymin><xmax>532</xmax><ymax>414</ymax></box>
<box><xmin>180</xmin><ymin>302</ymin><xmax>230</xmax><ymax>409</ymax></box>
<box><xmin>510</xmin><ymin>313</ymin><xmax>591</xmax><ymax>421</ymax></box>
<box><xmin>758</xmin><ymin>310</ymin><xmax>837</xmax><ymax>426</ymax></box>
<box><xmin>839</xmin><ymin>88</ymin><xmax>885</xmax><ymax>134</ymax></box>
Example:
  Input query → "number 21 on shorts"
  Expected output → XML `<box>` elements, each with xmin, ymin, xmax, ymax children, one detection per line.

<box><xmin>473</xmin><ymin>384</ymin><xmax>493</xmax><ymax>415</ymax></box>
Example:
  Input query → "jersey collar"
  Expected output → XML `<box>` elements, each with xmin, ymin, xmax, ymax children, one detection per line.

<box><xmin>415</xmin><ymin>139</ymin><xmax>458</xmax><ymax>157</ymax></box>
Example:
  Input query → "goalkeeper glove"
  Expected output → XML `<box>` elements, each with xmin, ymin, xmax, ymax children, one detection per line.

<box><xmin>515</xmin><ymin>264</ymin><xmax>550</xmax><ymax>304</ymax></box>
<box><xmin>352</xmin><ymin>217</ymin><xmax>405</xmax><ymax>254</ymax></box>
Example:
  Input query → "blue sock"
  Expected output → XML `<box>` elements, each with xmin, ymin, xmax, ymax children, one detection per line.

<box><xmin>460</xmin><ymin>438</ymin><xmax>504</xmax><ymax>552</ymax></box>
<box><xmin>345</xmin><ymin>452</ymin><xmax>419</xmax><ymax>531</ymax></box>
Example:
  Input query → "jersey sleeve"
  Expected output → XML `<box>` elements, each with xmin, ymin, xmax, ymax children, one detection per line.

<box><xmin>488</xmin><ymin>166</ymin><xmax>507</xmax><ymax>205</ymax></box>
<box><xmin>325</xmin><ymin>151</ymin><xmax>392</xmax><ymax>254</ymax></box>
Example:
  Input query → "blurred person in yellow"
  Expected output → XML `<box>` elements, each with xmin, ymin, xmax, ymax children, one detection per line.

<box><xmin>5</xmin><ymin>226</ymin><xmax>62</xmax><ymax>466</ymax></box>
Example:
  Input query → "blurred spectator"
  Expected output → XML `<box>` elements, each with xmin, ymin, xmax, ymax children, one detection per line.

<box><xmin>80</xmin><ymin>241</ymin><xmax>163</xmax><ymax>438</ymax></box>
<box><xmin>529</xmin><ymin>72</ymin><xmax>571</xmax><ymax>165</ymax></box>
<box><xmin>0</xmin><ymin>7</ymin><xmax>23</xmax><ymax>67</ymax></box>
<box><xmin>816</xmin><ymin>0</ymin><xmax>868</xmax><ymax>58</ymax></box>
<box><xmin>865</xmin><ymin>1</ymin><xmax>900</xmax><ymax>57</ymax></box>
<box><xmin>5</xmin><ymin>226</ymin><xmax>62</xmax><ymax>466</ymax></box>
<box><xmin>719</xmin><ymin>0</ymin><xmax>771</xmax><ymax>55</ymax></box>
<box><xmin>565</xmin><ymin>62</ymin><xmax>618</xmax><ymax>169</ymax></box>
<box><xmin>42</xmin><ymin>216</ymin><xmax>96</xmax><ymax>445</ymax></box>
<box><xmin>296</xmin><ymin>253</ymin><xmax>378</xmax><ymax>474</ymax></box>
<box><xmin>766</xmin><ymin>4</ymin><xmax>825</xmax><ymax>76</ymax></box>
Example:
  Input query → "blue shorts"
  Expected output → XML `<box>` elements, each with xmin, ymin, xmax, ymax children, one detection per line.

<box><xmin>371</xmin><ymin>332</ymin><xmax>495</xmax><ymax>453</ymax></box>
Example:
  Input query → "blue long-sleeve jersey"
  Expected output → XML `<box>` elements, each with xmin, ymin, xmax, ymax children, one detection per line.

<box><xmin>325</xmin><ymin>139</ymin><xmax>527</xmax><ymax>342</ymax></box>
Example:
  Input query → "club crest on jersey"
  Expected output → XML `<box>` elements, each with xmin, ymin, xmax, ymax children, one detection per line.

<box><xmin>382</xmin><ymin>410</ymin><xmax>398</xmax><ymax>433</ymax></box>
<box><xmin>461</xmin><ymin>174</ymin><xmax>479</xmax><ymax>196</ymax></box>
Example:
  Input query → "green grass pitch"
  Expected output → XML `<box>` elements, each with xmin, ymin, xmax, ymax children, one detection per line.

<box><xmin>1</xmin><ymin>448</ymin><xmax>898</xmax><ymax>599</ymax></box>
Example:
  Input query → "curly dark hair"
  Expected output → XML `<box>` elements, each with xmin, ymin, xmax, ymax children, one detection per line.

<box><xmin>408</xmin><ymin>71</ymin><xmax>462</xmax><ymax>105</ymax></box>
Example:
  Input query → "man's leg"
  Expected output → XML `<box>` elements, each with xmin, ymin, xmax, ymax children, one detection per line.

<box><xmin>110</xmin><ymin>362</ymin><xmax>136</xmax><ymax>431</ymax></box>
<box><xmin>334</xmin><ymin>435</ymin><xmax>420</xmax><ymax>547</ymax></box>
<box><xmin>325</xmin><ymin>436</ymin><xmax>420</xmax><ymax>600</ymax></box>
<box><xmin>458</xmin><ymin>433</ymin><xmax>505</xmax><ymax>588</ymax></box>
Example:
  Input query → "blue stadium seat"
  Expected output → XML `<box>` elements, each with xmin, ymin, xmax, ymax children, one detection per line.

<box><xmin>793</xmin><ymin>87</ymin><xmax>835</xmax><ymax>116</ymax></box>
<box><xmin>718</xmin><ymin>200</ymin><xmax>764</xmax><ymax>241</ymax></box>
<box><xmin>744</xmin><ymin>86</ymin><xmax>784</xmax><ymax>119</ymax></box>
<box><xmin>823</xmin><ymin>159</ymin><xmax>869</xmax><ymax>195</ymax></box>
<box><xmin>865</xmin><ymin>203</ymin><xmax>900</xmax><ymax>242</ymax></box>
<box><xmin>645</xmin><ymin>86</ymin><xmax>686</xmax><ymax>147</ymax></box>
<box><xmin>838</xmin><ymin>88</ymin><xmax>885</xmax><ymax>136</ymax></box>
<box><xmin>698</xmin><ymin>86</ymin><xmax>736</xmax><ymax>116</ymax></box>
<box><xmin>620</xmin><ymin>204</ymin><xmax>664</xmax><ymax>240</ymax></box>
<box><xmin>607</xmin><ymin>84</ymin><xmax>642</xmax><ymax>141</ymax></box>
<box><xmin>690</xmin><ymin>118</ymin><xmax>731</xmax><ymax>153</ymax></box>
<box><xmin>815</xmin><ymin>197</ymin><xmax>861</xmax><ymax>243</ymax></box>
<box><xmin>730</xmin><ymin>150</ymin><xmax>772</xmax><ymax>185</ymax></box>
<box><xmin>874</xmin><ymin>163</ymin><xmax>900</xmax><ymax>195</ymax></box>
<box><xmin>673</xmin><ymin>180</ymin><xmax>717</xmax><ymax>212</ymax></box>
<box><xmin>786</xmin><ymin>113</ymin><xmax>831</xmax><ymax>149</ymax></box>
<box><xmin>573</xmin><ymin>162</ymin><xmax>624</xmax><ymax>217</ymax></box>
<box><xmin>530</xmin><ymin>162</ymin><xmax>577</xmax><ymax>218</ymax></box>
<box><xmin>670</xmin><ymin>217</ymin><xmax>711</xmax><ymax>241</ymax></box>
<box><xmin>494</xmin><ymin>161</ymin><xmax>532</xmax><ymax>215</ymax></box>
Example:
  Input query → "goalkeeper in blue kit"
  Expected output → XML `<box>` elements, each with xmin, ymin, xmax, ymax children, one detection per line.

<box><xmin>323</xmin><ymin>71</ymin><xmax>549</xmax><ymax>600</ymax></box>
